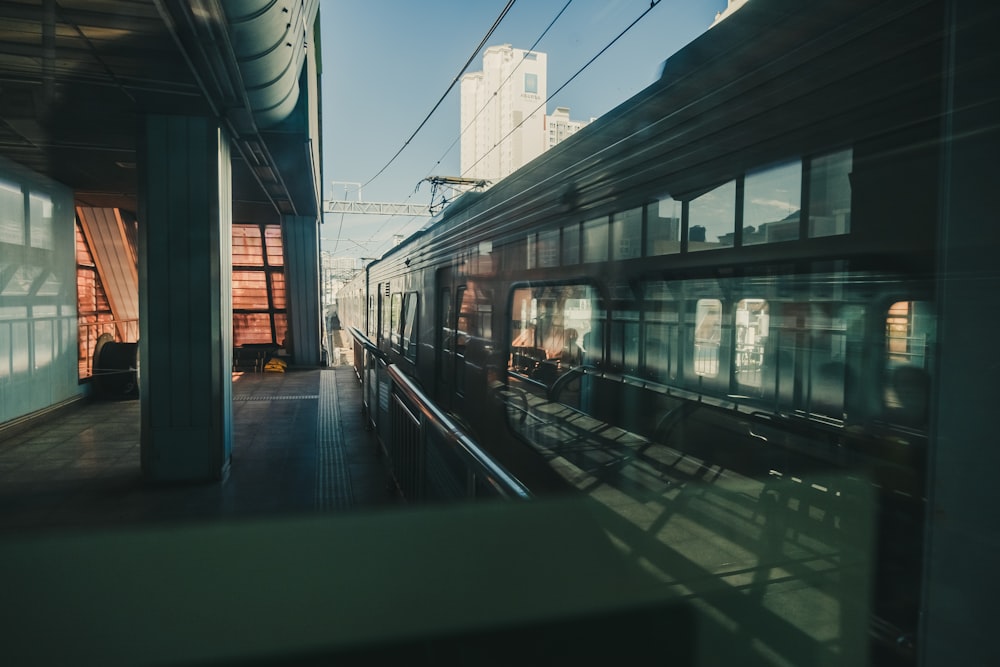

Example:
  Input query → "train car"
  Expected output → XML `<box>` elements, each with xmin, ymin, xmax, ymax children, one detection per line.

<box><xmin>339</xmin><ymin>0</ymin><xmax>991</xmax><ymax>664</ymax></box>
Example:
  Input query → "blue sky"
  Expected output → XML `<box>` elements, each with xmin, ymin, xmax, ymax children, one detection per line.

<box><xmin>319</xmin><ymin>0</ymin><xmax>727</xmax><ymax>259</ymax></box>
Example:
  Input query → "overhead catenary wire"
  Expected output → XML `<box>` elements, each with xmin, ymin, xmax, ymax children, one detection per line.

<box><xmin>358</xmin><ymin>0</ymin><xmax>518</xmax><ymax>192</ymax></box>
<box><xmin>461</xmin><ymin>0</ymin><xmax>664</xmax><ymax>180</ymax></box>
<box><xmin>358</xmin><ymin>0</ymin><xmax>665</xmax><ymax>259</ymax></box>
<box><xmin>365</xmin><ymin>0</ymin><xmax>576</xmax><ymax>255</ymax></box>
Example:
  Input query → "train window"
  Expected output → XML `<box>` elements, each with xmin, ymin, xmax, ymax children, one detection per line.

<box><xmin>734</xmin><ymin>299</ymin><xmax>769</xmax><ymax>389</ymax></box>
<box><xmin>582</xmin><ymin>216</ymin><xmax>608</xmax><ymax>263</ymax></box>
<box><xmin>378</xmin><ymin>287</ymin><xmax>389</xmax><ymax>346</ymax></box>
<box><xmin>526</xmin><ymin>233</ymin><xmax>536</xmax><ymax>270</ymax></box>
<box><xmin>509</xmin><ymin>284</ymin><xmax>596</xmax><ymax>379</ymax></box>
<box><xmin>439</xmin><ymin>287</ymin><xmax>451</xmax><ymax>376</ymax></box>
<box><xmin>611</xmin><ymin>207</ymin><xmax>642</xmax><ymax>260</ymax></box>
<box><xmin>642</xmin><ymin>281</ymin><xmax>679</xmax><ymax>382</ymax></box>
<box><xmin>609</xmin><ymin>307</ymin><xmax>640</xmax><ymax>373</ymax></box>
<box><xmin>401</xmin><ymin>292</ymin><xmax>418</xmax><ymax>363</ymax></box>
<box><xmin>367</xmin><ymin>295</ymin><xmax>375</xmax><ymax>339</ymax></box>
<box><xmin>688</xmin><ymin>180</ymin><xmax>735</xmax><ymax>252</ymax></box>
<box><xmin>646</xmin><ymin>196</ymin><xmax>681</xmax><ymax>256</ymax></box>
<box><xmin>808</xmin><ymin>149</ymin><xmax>852</xmax><ymax>237</ymax></box>
<box><xmin>884</xmin><ymin>300</ymin><xmax>934</xmax><ymax>428</ymax></box>
<box><xmin>562</xmin><ymin>222</ymin><xmax>579</xmax><ymax>265</ymax></box>
<box><xmin>743</xmin><ymin>161</ymin><xmax>801</xmax><ymax>245</ymax></box>
<box><xmin>694</xmin><ymin>299</ymin><xmax>722</xmax><ymax>376</ymax></box>
<box><xmin>538</xmin><ymin>229</ymin><xmax>559</xmax><ymax>267</ymax></box>
<box><xmin>389</xmin><ymin>292</ymin><xmax>402</xmax><ymax>349</ymax></box>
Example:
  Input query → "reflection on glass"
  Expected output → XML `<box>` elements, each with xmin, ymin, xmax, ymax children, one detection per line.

<box><xmin>646</xmin><ymin>196</ymin><xmax>681</xmax><ymax>256</ymax></box>
<box><xmin>29</xmin><ymin>193</ymin><xmax>54</xmax><ymax>250</ymax></box>
<box><xmin>2</xmin><ymin>266</ymin><xmax>43</xmax><ymax>296</ymax></box>
<box><xmin>402</xmin><ymin>292</ymin><xmax>418</xmax><ymax>362</ymax></box>
<box><xmin>809</xmin><ymin>149</ymin><xmax>852</xmax><ymax>237</ymax></box>
<box><xmin>694</xmin><ymin>299</ymin><xmax>721</xmax><ymax>376</ymax></box>
<box><xmin>689</xmin><ymin>181</ymin><xmax>735</xmax><ymax>251</ymax></box>
<box><xmin>743</xmin><ymin>161</ymin><xmax>801</xmax><ymax>245</ymax></box>
<box><xmin>0</xmin><ymin>179</ymin><xmax>24</xmax><ymax>246</ymax></box>
<box><xmin>734</xmin><ymin>299</ymin><xmax>769</xmax><ymax>388</ymax></box>
<box><xmin>612</xmin><ymin>208</ymin><xmax>642</xmax><ymax>260</ymax></box>
<box><xmin>509</xmin><ymin>284</ymin><xmax>596</xmax><ymax>378</ymax></box>
<box><xmin>538</xmin><ymin>229</ymin><xmax>559</xmax><ymax>267</ymax></box>
<box><xmin>562</xmin><ymin>222</ymin><xmax>579</xmax><ymax>265</ymax></box>
<box><xmin>582</xmin><ymin>216</ymin><xmax>608</xmax><ymax>263</ymax></box>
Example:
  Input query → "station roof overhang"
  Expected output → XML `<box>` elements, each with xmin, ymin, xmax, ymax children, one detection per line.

<box><xmin>0</xmin><ymin>0</ymin><xmax>322</xmax><ymax>225</ymax></box>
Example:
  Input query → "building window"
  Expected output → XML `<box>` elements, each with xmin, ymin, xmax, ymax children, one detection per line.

<box><xmin>524</xmin><ymin>72</ymin><xmax>538</xmax><ymax>94</ymax></box>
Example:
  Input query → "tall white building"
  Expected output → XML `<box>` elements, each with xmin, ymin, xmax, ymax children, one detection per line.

<box><xmin>546</xmin><ymin>107</ymin><xmax>594</xmax><ymax>150</ymax></box>
<box><xmin>460</xmin><ymin>45</ymin><xmax>548</xmax><ymax>182</ymax></box>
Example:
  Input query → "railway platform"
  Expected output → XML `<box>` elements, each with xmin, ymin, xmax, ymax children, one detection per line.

<box><xmin>0</xmin><ymin>365</ymin><xmax>398</xmax><ymax>534</ymax></box>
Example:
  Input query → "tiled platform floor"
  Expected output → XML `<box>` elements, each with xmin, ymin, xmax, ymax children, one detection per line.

<box><xmin>0</xmin><ymin>366</ymin><xmax>398</xmax><ymax>534</ymax></box>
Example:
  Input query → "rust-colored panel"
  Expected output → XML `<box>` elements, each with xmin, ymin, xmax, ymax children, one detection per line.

<box><xmin>232</xmin><ymin>270</ymin><xmax>269</xmax><ymax>310</ymax></box>
<box><xmin>76</xmin><ymin>206</ymin><xmax>139</xmax><ymax>323</ymax></box>
<box><xmin>233</xmin><ymin>224</ymin><xmax>264</xmax><ymax>266</ymax></box>
<box><xmin>264</xmin><ymin>226</ymin><xmax>284</xmax><ymax>266</ymax></box>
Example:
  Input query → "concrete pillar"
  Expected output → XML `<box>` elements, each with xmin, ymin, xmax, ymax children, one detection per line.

<box><xmin>282</xmin><ymin>214</ymin><xmax>322</xmax><ymax>366</ymax></box>
<box><xmin>922</xmin><ymin>1</ymin><xmax>1000</xmax><ymax>664</ymax></box>
<box><xmin>137</xmin><ymin>115</ymin><xmax>232</xmax><ymax>482</ymax></box>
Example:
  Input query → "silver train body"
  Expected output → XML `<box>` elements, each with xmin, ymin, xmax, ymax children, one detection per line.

<box><xmin>338</xmin><ymin>1</ymin><xmax>990</xmax><ymax>664</ymax></box>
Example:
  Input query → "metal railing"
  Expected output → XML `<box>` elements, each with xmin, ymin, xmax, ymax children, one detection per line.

<box><xmin>348</xmin><ymin>326</ymin><xmax>529</xmax><ymax>502</ymax></box>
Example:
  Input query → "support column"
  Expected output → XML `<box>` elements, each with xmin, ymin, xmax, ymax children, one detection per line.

<box><xmin>282</xmin><ymin>214</ymin><xmax>322</xmax><ymax>366</ymax></box>
<box><xmin>138</xmin><ymin>115</ymin><xmax>232</xmax><ymax>482</ymax></box>
<box><xmin>922</xmin><ymin>1</ymin><xmax>1000</xmax><ymax>664</ymax></box>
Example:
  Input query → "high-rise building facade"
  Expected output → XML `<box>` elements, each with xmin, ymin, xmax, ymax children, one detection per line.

<box><xmin>546</xmin><ymin>107</ymin><xmax>594</xmax><ymax>150</ymax></box>
<box><xmin>460</xmin><ymin>45</ymin><xmax>548</xmax><ymax>182</ymax></box>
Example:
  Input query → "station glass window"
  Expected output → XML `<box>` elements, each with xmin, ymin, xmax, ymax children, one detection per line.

<box><xmin>743</xmin><ymin>161</ymin><xmax>801</xmax><ymax>245</ymax></box>
<box><xmin>612</xmin><ymin>207</ymin><xmax>642</xmax><ymax>260</ymax></box>
<box><xmin>646</xmin><ymin>196</ymin><xmax>681</xmax><ymax>256</ymax></box>
<box><xmin>694</xmin><ymin>299</ymin><xmax>722</xmax><ymax>376</ymax></box>
<box><xmin>689</xmin><ymin>180</ymin><xmax>735</xmax><ymax>251</ymax></box>
<box><xmin>809</xmin><ymin>149</ymin><xmax>852</xmax><ymax>237</ymax></box>
<box><xmin>0</xmin><ymin>179</ymin><xmax>25</xmax><ymax>245</ymax></box>
<box><xmin>29</xmin><ymin>193</ymin><xmax>53</xmax><ymax>250</ymax></box>
<box><xmin>582</xmin><ymin>216</ymin><xmax>608</xmax><ymax>263</ymax></box>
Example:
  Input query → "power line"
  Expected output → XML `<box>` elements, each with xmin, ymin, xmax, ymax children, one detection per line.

<box><xmin>359</xmin><ymin>0</ymin><xmax>518</xmax><ymax>191</ymax></box>
<box><xmin>461</xmin><ymin>0</ymin><xmax>665</xmax><ymax>180</ymax></box>
<box><xmin>422</xmin><ymin>0</ymin><xmax>574</xmax><ymax>186</ymax></box>
<box><xmin>374</xmin><ymin>1</ymin><xmax>575</xmax><ymax>252</ymax></box>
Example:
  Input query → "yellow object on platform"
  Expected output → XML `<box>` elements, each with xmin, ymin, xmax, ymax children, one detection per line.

<box><xmin>264</xmin><ymin>358</ymin><xmax>287</xmax><ymax>372</ymax></box>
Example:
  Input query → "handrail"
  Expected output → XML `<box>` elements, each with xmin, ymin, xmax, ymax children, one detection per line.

<box><xmin>348</xmin><ymin>326</ymin><xmax>385</xmax><ymax>361</ymax></box>
<box><xmin>386</xmin><ymin>364</ymin><xmax>530</xmax><ymax>500</ymax></box>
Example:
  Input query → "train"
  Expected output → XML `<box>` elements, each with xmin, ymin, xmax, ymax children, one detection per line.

<box><xmin>338</xmin><ymin>0</ymin><xmax>992</xmax><ymax>664</ymax></box>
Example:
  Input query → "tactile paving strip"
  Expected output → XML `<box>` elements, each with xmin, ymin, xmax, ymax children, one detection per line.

<box><xmin>316</xmin><ymin>371</ymin><xmax>354</xmax><ymax>509</ymax></box>
<box><xmin>232</xmin><ymin>395</ymin><xmax>319</xmax><ymax>401</ymax></box>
